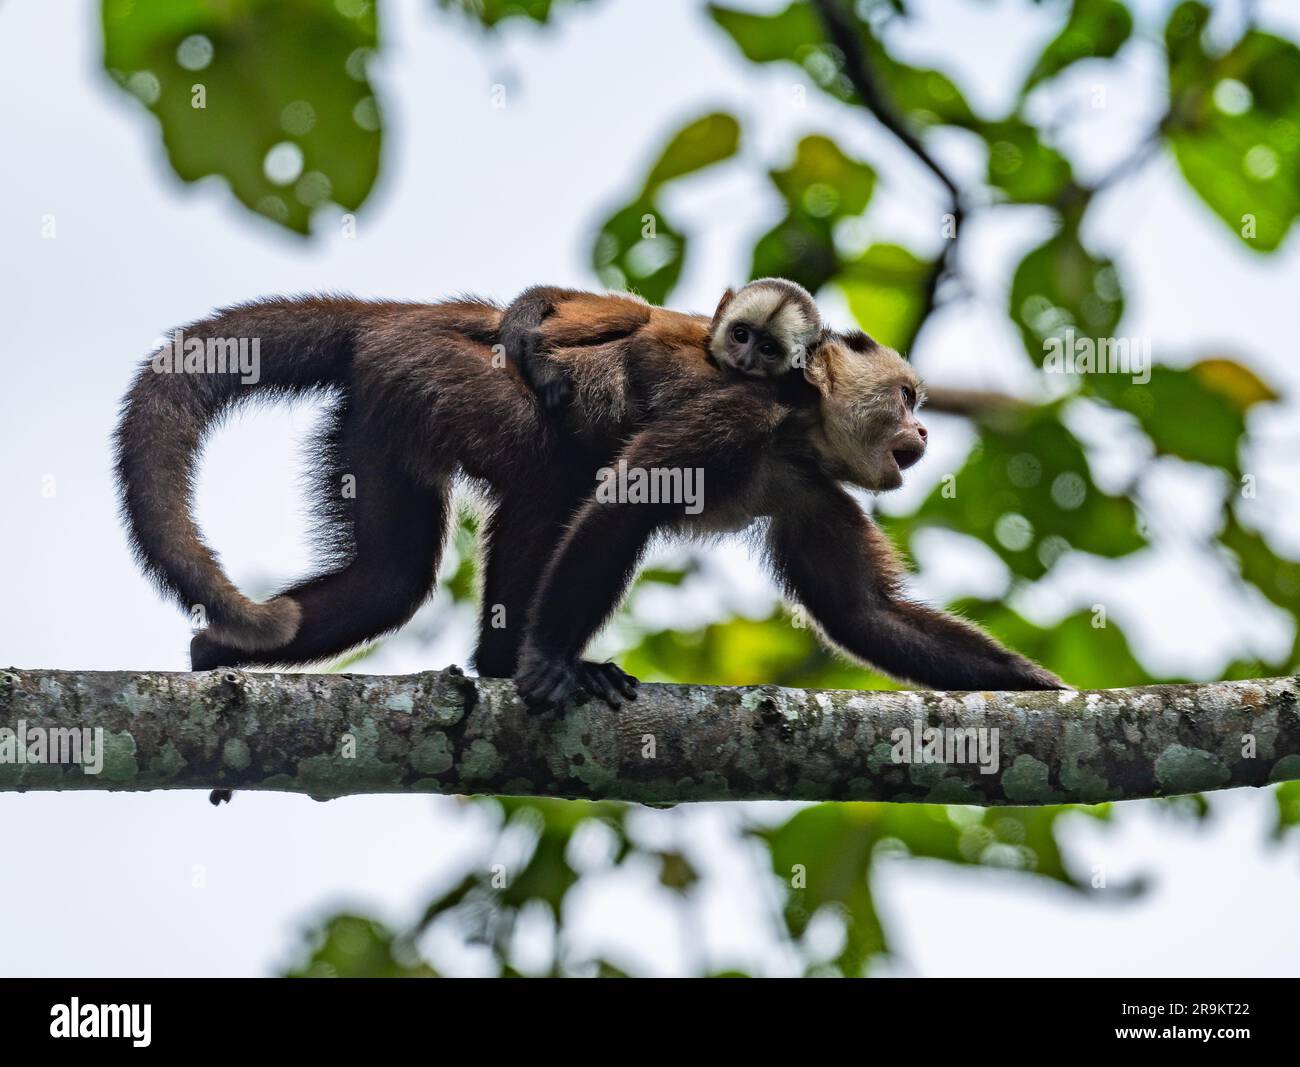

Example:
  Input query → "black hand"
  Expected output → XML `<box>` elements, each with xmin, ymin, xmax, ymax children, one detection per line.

<box><xmin>576</xmin><ymin>660</ymin><xmax>639</xmax><ymax>707</ymax></box>
<box><xmin>514</xmin><ymin>651</ymin><xmax>582</xmax><ymax>711</ymax></box>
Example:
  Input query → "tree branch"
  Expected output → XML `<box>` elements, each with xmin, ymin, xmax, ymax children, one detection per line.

<box><xmin>2</xmin><ymin>668</ymin><xmax>1297</xmax><ymax>804</ymax></box>
<box><xmin>922</xmin><ymin>385</ymin><xmax>1031</xmax><ymax>419</ymax></box>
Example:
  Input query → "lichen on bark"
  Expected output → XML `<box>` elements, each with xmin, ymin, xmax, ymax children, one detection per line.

<box><xmin>1</xmin><ymin>667</ymin><xmax>1297</xmax><ymax>804</ymax></box>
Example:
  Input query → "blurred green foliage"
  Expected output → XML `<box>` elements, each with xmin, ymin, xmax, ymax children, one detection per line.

<box><xmin>891</xmin><ymin>402</ymin><xmax>1146</xmax><ymax>581</ymax></box>
<box><xmin>437</xmin><ymin>0</ymin><xmax>589</xmax><ymax>29</ymax></box>
<box><xmin>1020</xmin><ymin>0</ymin><xmax>1132</xmax><ymax>95</ymax></box>
<box><xmin>1165</xmin><ymin>1</ymin><xmax>1300</xmax><ymax>251</ymax></box>
<box><xmin>1009</xmin><ymin>219</ymin><xmax>1124</xmax><ymax>363</ymax></box>
<box><xmin>591</xmin><ymin>113</ymin><xmax>740</xmax><ymax>304</ymax></box>
<box><xmin>102</xmin><ymin>0</ymin><xmax>382</xmax><ymax>234</ymax></box>
<box><xmin>95</xmin><ymin>0</ymin><xmax>1300</xmax><ymax>976</ymax></box>
<box><xmin>285</xmin><ymin>914</ymin><xmax>438</xmax><ymax>977</ymax></box>
<box><xmin>759</xmin><ymin>801</ymin><xmax>1112</xmax><ymax>973</ymax></box>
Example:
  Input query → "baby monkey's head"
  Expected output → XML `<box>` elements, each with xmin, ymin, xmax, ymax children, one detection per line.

<box><xmin>708</xmin><ymin>278</ymin><xmax>822</xmax><ymax>377</ymax></box>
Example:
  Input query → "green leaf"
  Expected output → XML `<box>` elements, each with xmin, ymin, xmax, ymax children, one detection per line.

<box><xmin>1165</xmin><ymin>3</ymin><xmax>1300</xmax><ymax>251</ymax></box>
<box><xmin>1191</xmin><ymin>357</ymin><xmax>1280</xmax><ymax>410</ymax></box>
<box><xmin>837</xmin><ymin>243</ymin><xmax>930</xmax><ymax>352</ymax></box>
<box><xmin>751</xmin><ymin>217</ymin><xmax>841</xmax><ymax>295</ymax></box>
<box><xmin>709</xmin><ymin>1</ymin><xmax>976</xmax><ymax>127</ymax></box>
<box><xmin>875</xmin><ymin>804</ymin><xmax>1106</xmax><ymax>889</ymax></box>
<box><xmin>283</xmin><ymin>914</ymin><xmax>436</xmax><ymax>977</ymax></box>
<box><xmin>592</xmin><ymin>198</ymin><xmax>686</xmax><ymax>306</ymax></box>
<box><xmin>657</xmin><ymin>851</ymin><xmax>699</xmax><ymax>892</ymax></box>
<box><xmin>757</xmin><ymin>801</ymin><xmax>1105</xmax><ymax>974</ymax></box>
<box><xmin>1022</xmin><ymin>0</ymin><xmax>1134</xmax><ymax>95</ymax></box>
<box><xmin>634</xmin><ymin>564</ymin><xmax>697</xmax><ymax>588</ymax></box>
<box><xmin>982</xmin><ymin>119</ymin><xmax>1073</xmax><ymax>203</ymax></box>
<box><xmin>1010</xmin><ymin>222</ymin><xmax>1124</xmax><ymax>365</ymax></box>
<box><xmin>591</xmin><ymin>114</ymin><xmax>739</xmax><ymax>304</ymax></box>
<box><xmin>757</xmin><ymin>804</ymin><xmax>885</xmax><ymax>974</ymax></box>
<box><xmin>494</xmin><ymin>799</ymin><xmax>628</xmax><ymax>917</ymax></box>
<box><xmin>1276</xmin><ymin>781</ymin><xmax>1300</xmax><ymax>836</ymax></box>
<box><xmin>500</xmin><ymin>826</ymin><xmax>579</xmax><ymax>917</ymax></box>
<box><xmin>1219</xmin><ymin>512</ymin><xmax>1300</xmax><ymax>619</ymax></box>
<box><xmin>1085</xmin><ymin>359</ymin><xmax>1275</xmax><ymax>474</ymax></box>
<box><xmin>495</xmin><ymin>796</ymin><xmax>629</xmax><ymax>840</ymax></box>
<box><xmin>1164</xmin><ymin>0</ymin><xmax>1211</xmax><ymax>78</ymax></box>
<box><xmin>770</xmin><ymin>134</ymin><xmax>876</xmax><ymax>217</ymax></box>
<box><xmin>644</xmin><ymin>112</ymin><xmax>741</xmax><ymax>189</ymax></box>
<box><xmin>870</xmin><ymin>44</ymin><xmax>978</xmax><ymax>130</ymax></box>
<box><xmin>751</xmin><ymin>135</ymin><xmax>876</xmax><ymax>293</ymax></box>
<box><xmin>708</xmin><ymin>1</ymin><xmax>827</xmax><ymax>67</ymax></box>
<box><xmin>102</xmin><ymin>0</ymin><xmax>383</xmax><ymax>235</ymax></box>
<box><xmin>440</xmin><ymin>512</ymin><xmax>480</xmax><ymax>603</ymax></box>
<box><xmin>436</xmin><ymin>0</ymin><xmax>590</xmax><ymax>29</ymax></box>
<box><xmin>898</xmin><ymin>405</ymin><xmax>1146</xmax><ymax>580</ymax></box>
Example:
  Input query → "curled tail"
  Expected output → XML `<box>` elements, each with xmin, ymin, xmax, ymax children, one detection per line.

<box><xmin>114</xmin><ymin>297</ymin><xmax>361</xmax><ymax>653</ymax></box>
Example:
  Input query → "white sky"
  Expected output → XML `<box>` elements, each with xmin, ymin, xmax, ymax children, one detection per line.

<box><xmin>1</xmin><ymin>0</ymin><xmax>1298</xmax><ymax>976</ymax></box>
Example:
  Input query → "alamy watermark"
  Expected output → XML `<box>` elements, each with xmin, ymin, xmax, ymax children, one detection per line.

<box><xmin>596</xmin><ymin>458</ymin><xmax>704</xmax><ymax>515</ymax></box>
<box><xmin>0</xmin><ymin>721</ymin><xmax>104</xmax><ymax>774</ymax></box>
<box><xmin>891</xmin><ymin>721</ymin><xmax>1001</xmax><ymax>775</ymax></box>
<box><xmin>1043</xmin><ymin>328</ymin><xmax>1150</xmax><ymax>385</ymax></box>
<box><xmin>50</xmin><ymin>999</ymin><xmax>151</xmax><ymax>1047</ymax></box>
<box><xmin>151</xmin><ymin>326</ymin><xmax>261</xmax><ymax>385</ymax></box>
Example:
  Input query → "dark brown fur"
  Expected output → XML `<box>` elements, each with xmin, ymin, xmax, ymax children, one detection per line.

<box><xmin>114</xmin><ymin>290</ymin><xmax>1062</xmax><ymax>731</ymax></box>
<box><xmin>492</xmin><ymin>289</ymin><xmax>1062</xmax><ymax>703</ymax></box>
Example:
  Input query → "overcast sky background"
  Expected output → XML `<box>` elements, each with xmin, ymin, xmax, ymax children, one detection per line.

<box><xmin>1</xmin><ymin>0</ymin><xmax>1299</xmax><ymax>976</ymax></box>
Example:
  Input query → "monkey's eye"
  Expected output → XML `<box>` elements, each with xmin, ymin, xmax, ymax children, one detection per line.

<box><xmin>731</xmin><ymin>325</ymin><xmax>749</xmax><ymax>344</ymax></box>
<box><xmin>759</xmin><ymin>341</ymin><xmax>778</xmax><ymax>358</ymax></box>
<box><xmin>901</xmin><ymin>385</ymin><xmax>916</xmax><ymax>407</ymax></box>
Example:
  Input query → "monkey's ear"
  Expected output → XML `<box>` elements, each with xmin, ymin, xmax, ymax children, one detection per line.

<box><xmin>713</xmin><ymin>287</ymin><xmax>736</xmax><ymax>322</ymax></box>
<box><xmin>802</xmin><ymin>344</ymin><xmax>834</xmax><ymax>396</ymax></box>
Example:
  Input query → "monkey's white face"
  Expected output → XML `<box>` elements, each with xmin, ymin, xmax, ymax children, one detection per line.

<box><xmin>805</xmin><ymin>339</ymin><xmax>927</xmax><ymax>492</ymax></box>
<box><xmin>717</xmin><ymin>320</ymin><xmax>795</xmax><ymax>376</ymax></box>
<box><xmin>709</xmin><ymin>279</ymin><xmax>820</xmax><ymax>378</ymax></box>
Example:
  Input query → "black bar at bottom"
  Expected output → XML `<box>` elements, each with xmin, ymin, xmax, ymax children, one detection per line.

<box><xmin>1</xmin><ymin>976</ymin><xmax>1293</xmax><ymax>1053</ymax></box>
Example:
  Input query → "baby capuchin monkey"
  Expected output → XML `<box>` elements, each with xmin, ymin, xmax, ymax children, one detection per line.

<box><xmin>708</xmin><ymin>277</ymin><xmax>821</xmax><ymax>377</ymax></box>
<box><xmin>500</xmin><ymin>278</ymin><xmax>821</xmax><ymax>408</ymax></box>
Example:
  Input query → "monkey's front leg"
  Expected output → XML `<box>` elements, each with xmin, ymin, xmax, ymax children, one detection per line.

<box><xmin>769</xmin><ymin>483</ymin><xmax>1065</xmax><ymax>691</ymax></box>
<box><xmin>514</xmin><ymin>397</ymin><xmax>767</xmax><ymax>710</ymax></box>
<box><xmin>475</xmin><ymin>472</ymin><xmax>638</xmax><ymax>705</ymax></box>
<box><xmin>514</xmin><ymin>497</ymin><xmax>664</xmax><ymax>711</ymax></box>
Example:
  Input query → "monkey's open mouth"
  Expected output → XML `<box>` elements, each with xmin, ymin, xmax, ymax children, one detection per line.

<box><xmin>891</xmin><ymin>447</ymin><xmax>923</xmax><ymax>471</ymax></box>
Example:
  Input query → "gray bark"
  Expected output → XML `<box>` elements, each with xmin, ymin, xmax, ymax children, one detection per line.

<box><xmin>1</xmin><ymin>667</ymin><xmax>1298</xmax><ymax>804</ymax></box>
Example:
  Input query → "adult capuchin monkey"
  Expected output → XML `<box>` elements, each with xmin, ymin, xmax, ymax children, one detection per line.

<box><xmin>489</xmin><ymin>287</ymin><xmax>1062</xmax><ymax>705</ymax></box>
<box><xmin>115</xmin><ymin>291</ymin><xmax>1062</xmax><ymax>731</ymax></box>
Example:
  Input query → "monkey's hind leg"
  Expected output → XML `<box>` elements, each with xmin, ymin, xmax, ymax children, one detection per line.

<box><xmin>192</xmin><ymin>402</ymin><xmax>452</xmax><ymax>801</ymax></box>
<box><xmin>473</xmin><ymin>473</ymin><xmax>638</xmax><ymax>707</ymax></box>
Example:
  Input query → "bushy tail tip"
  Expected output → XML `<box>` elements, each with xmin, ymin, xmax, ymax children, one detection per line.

<box><xmin>205</xmin><ymin>596</ymin><xmax>302</xmax><ymax>653</ymax></box>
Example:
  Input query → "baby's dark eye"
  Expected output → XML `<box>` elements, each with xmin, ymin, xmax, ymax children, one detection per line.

<box><xmin>759</xmin><ymin>341</ymin><xmax>778</xmax><ymax>358</ymax></box>
<box><xmin>731</xmin><ymin>325</ymin><xmax>749</xmax><ymax>344</ymax></box>
<box><xmin>901</xmin><ymin>385</ymin><xmax>916</xmax><ymax>407</ymax></box>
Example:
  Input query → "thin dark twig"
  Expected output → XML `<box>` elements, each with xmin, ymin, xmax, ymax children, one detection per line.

<box><xmin>810</xmin><ymin>0</ymin><xmax>961</xmax><ymax>203</ymax></box>
<box><xmin>809</xmin><ymin>0</ymin><xmax>964</xmax><ymax>354</ymax></box>
<box><xmin>1085</xmin><ymin>132</ymin><xmax>1164</xmax><ymax>194</ymax></box>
